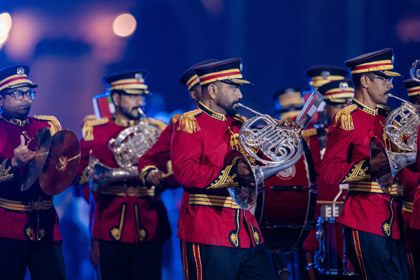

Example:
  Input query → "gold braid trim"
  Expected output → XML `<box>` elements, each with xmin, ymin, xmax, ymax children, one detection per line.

<box><xmin>341</xmin><ymin>160</ymin><xmax>370</xmax><ymax>183</ymax></box>
<box><xmin>176</xmin><ymin>109</ymin><xmax>202</xmax><ymax>134</ymax></box>
<box><xmin>332</xmin><ymin>104</ymin><xmax>357</xmax><ymax>131</ymax></box>
<box><xmin>233</xmin><ymin>114</ymin><xmax>247</xmax><ymax>125</ymax></box>
<box><xmin>208</xmin><ymin>164</ymin><xmax>238</xmax><ymax>189</ymax></box>
<box><xmin>33</xmin><ymin>115</ymin><xmax>62</xmax><ymax>135</ymax></box>
<box><xmin>77</xmin><ymin>166</ymin><xmax>90</xmax><ymax>186</ymax></box>
<box><xmin>148</xmin><ymin>118</ymin><xmax>166</xmax><ymax>131</ymax></box>
<box><xmin>301</xmin><ymin>128</ymin><xmax>317</xmax><ymax>145</ymax></box>
<box><xmin>82</xmin><ymin>117</ymin><xmax>109</xmax><ymax>141</ymax></box>
<box><xmin>170</xmin><ymin>113</ymin><xmax>182</xmax><ymax>125</ymax></box>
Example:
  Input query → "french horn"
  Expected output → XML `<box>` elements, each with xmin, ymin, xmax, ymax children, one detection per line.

<box><xmin>88</xmin><ymin>108</ymin><xmax>162</xmax><ymax>191</ymax></box>
<box><xmin>370</xmin><ymin>94</ymin><xmax>419</xmax><ymax>190</ymax></box>
<box><xmin>226</xmin><ymin>91</ymin><xmax>324</xmax><ymax>209</ymax></box>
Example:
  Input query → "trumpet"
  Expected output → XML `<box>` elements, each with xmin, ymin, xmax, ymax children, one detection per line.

<box><xmin>226</xmin><ymin>91</ymin><xmax>324</xmax><ymax>209</ymax></box>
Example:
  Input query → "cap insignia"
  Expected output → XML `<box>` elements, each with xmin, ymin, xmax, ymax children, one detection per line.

<box><xmin>239</xmin><ymin>63</ymin><xmax>243</xmax><ymax>72</ymax></box>
<box><xmin>321</xmin><ymin>71</ymin><xmax>330</xmax><ymax>79</ymax></box>
<box><xmin>339</xmin><ymin>82</ymin><xmax>349</xmax><ymax>91</ymax></box>
<box><xmin>135</xmin><ymin>73</ymin><xmax>142</xmax><ymax>81</ymax></box>
<box><xmin>285</xmin><ymin>88</ymin><xmax>295</xmax><ymax>94</ymax></box>
<box><xmin>17</xmin><ymin>67</ymin><xmax>25</xmax><ymax>75</ymax></box>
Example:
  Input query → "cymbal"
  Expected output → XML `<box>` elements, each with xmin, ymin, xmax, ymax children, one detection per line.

<box><xmin>20</xmin><ymin>127</ymin><xmax>52</xmax><ymax>191</ymax></box>
<box><xmin>39</xmin><ymin>130</ymin><xmax>81</xmax><ymax>196</ymax></box>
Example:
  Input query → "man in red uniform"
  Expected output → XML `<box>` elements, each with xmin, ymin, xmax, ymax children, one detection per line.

<box><xmin>0</xmin><ymin>65</ymin><xmax>65</xmax><ymax>279</ymax></box>
<box><xmin>138</xmin><ymin>59</ymin><xmax>217</xmax><ymax>187</ymax></box>
<box><xmin>402</xmin><ymin>79</ymin><xmax>420</xmax><ymax>279</ymax></box>
<box><xmin>171</xmin><ymin>58</ymin><xmax>277</xmax><ymax>279</ymax></box>
<box><xmin>321</xmin><ymin>48</ymin><xmax>410</xmax><ymax>279</ymax></box>
<box><xmin>75</xmin><ymin>70</ymin><xmax>170</xmax><ymax>280</ymax></box>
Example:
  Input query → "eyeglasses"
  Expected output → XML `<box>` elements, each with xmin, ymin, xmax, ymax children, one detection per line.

<box><xmin>4</xmin><ymin>90</ymin><xmax>36</xmax><ymax>100</ymax></box>
<box><xmin>369</xmin><ymin>76</ymin><xmax>393</xmax><ymax>84</ymax></box>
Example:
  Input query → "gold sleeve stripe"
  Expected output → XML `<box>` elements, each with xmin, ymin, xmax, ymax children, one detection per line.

<box><xmin>348</xmin><ymin>181</ymin><xmax>398</xmax><ymax>195</ymax></box>
<box><xmin>189</xmin><ymin>194</ymin><xmax>240</xmax><ymax>209</ymax></box>
<box><xmin>403</xmin><ymin>201</ymin><xmax>413</xmax><ymax>213</ymax></box>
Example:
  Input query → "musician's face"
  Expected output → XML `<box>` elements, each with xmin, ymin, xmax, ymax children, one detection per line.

<box><xmin>214</xmin><ymin>82</ymin><xmax>243</xmax><ymax>116</ymax></box>
<box><xmin>365</xmin><ymin>74</ymin><xmax>393</xmax><ymax>105</ymax></box>
<box><xmin>0</xmin><ymin>86</ymin><xmax>32</xmax><ymax>120</ymax></box>
<box><xmin>115</xmin><ymin>93</ymin><xmax>145</xmax><ymax>120</ymax></box>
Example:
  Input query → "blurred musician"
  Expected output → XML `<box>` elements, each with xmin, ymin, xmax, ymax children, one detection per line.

<box><xmin>0</xmin><ymin>65</ymin><xmax>65</xmax><ymax>279</ymax></box>
<box><xmin>74</xmin><ymin>70</ymin><xmax>170</xmax><ymax>280</ymax></box>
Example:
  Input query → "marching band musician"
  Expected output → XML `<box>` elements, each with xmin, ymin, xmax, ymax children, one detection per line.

<box><xmin>401</xmin><ymin>79</ymin><xmax>420</xmax><ymax>279</ymax></box>
<box><xmin>0</xmin><ymin>65</ymin><xmax>66</xmax><ymax>279</ymax></box>
<box><xmin>170</xmin><ymin>58</ymin><xmax>277</xmax><ymax>279</ymax></box>
<box><xmin>138</xmin><ymin>59</ymin><xmax>218</xmax><ymax>189</ymax></box>
<box><xmin>321</xmin><ymin>48</ymin><xmax>410</xmax><ymax>279</ymax></box>
<box><xmin>302</xmin><ymin>79</ymin><xmax>355</xmax><ymax>279</ymax></box>
<box><xmin>75</xmin><ymin>70</ymin><xmax>170</xmax><ymax>280</ymax></box>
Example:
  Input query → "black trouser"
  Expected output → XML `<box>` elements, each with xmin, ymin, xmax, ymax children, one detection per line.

<box><xmin>0</xmin><ymin>238</ymin><xmax>66</xmax><ymax>280</ymax></box>
<box><xmin>344</xmin><ymin>227</ymin><xmax>409</xmax><ymax>280</ymax></box>
<box><xmin>181</xmin><ymin>240</ymin><xmax>277</xmax><ymax>280</ymax></box>
<box><xmin>97</xmin><ymin>239</ymin><xmax>163</xmax><ymax>280</ymax></box>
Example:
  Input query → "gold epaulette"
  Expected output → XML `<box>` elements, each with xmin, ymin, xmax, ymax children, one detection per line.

<box><xmin>82</xmin><ymin>117</ymin><xmax>109</xmax><ymax>141</ymax></box>
<box><xmin>233</xmin><ymin>114</ymin><xmax>247</xmax><ymax>125</ymax></box>
<box><xmin>148</xmin><ymin>118</ymin><xmax>166</xmax><ymax>131</ymax></box>
<box><xmin>281</xmin><ymin>111</ymin><xmax>300</xmax><ymax>121</ymax></box>
<box><xmin>177</xmin><ymin>109</ymin><xmax>202</xmax><ymax>133</ymax></box>
<box><xmin>301</xmin><ymin>128</ymin><xmax>317</xmax><ymax>145</ymax></box>
<box><xmin>170</xmin><ymin>113</ymin><xmax>182</xmax><ymax>125</ymax></box>
<box><xmin>33</xmin><ymin>115</ymin><xmax>62</xmax><ymax>136</ymax></box>
<box><xmin>332</xmin><ymin>104</ymin><xmax>357</xmax><ymax>131</ymax></box>
<box><xmin>83</xmin><ymin>114</ymin><xmax>97</xmax><ymax>123</ymax></box>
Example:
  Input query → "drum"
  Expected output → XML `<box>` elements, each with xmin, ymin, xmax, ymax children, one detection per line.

<box><xmin>315</xmin><ymin>207</ymin><xmax>357</xmax><ymax>278</ymax></box>
<box><xmin>254</xmin><ymin>142</ymin><xmax>317</xmax><ymax>254</ymax></box>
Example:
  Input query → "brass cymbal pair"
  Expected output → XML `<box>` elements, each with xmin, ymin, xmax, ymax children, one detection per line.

<box><xmin>20</xmin><ymin>128</ymin><xmax>80</xmax><ymax>196</ymax></box>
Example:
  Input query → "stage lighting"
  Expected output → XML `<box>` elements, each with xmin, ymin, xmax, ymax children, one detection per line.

<box><xmin>112</xmin><ymin>13</ymin><xmax>137</xmax><ymax>38</ymax></box>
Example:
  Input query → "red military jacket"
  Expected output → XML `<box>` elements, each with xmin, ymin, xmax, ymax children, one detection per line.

<box><xmin>321</xmin><ymin>99</ymin><xmax>402</xmax><ymax>239</ymax></box>
<box><xmin>171</xmin><ymin>102</ymin><xmax>263</xmax><ymax>248</ymax></box>
<box><xmin>0</xmin><ymin>114</ymin><xmax>62</xmax><ymax>242</ymax></box>
<box><xmin>76</xmin><ymin>115</ymin><xmax>171</xmax><ymax>243</ymax></box>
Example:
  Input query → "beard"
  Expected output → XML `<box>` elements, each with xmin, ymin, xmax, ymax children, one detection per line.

<box><xmin>225</xmin><ymin>104</ymin><xmax>238</xmax><ymax>116</ymax></box>
<box><xmin>120</xmin><ymin>105</ymin><xmax>142</xmax><ymax>120</ymax></box>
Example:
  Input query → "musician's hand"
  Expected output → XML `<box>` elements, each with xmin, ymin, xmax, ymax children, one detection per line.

<box><xmin>146</xmin><ymin>168</ymin><xmax>164</xmax><ymax>186</ymax></box>
<box><xmin>370</xmin><ymin>150</ymin><xmax>390</xmax><ymax>173</ymax></box>
<box><xmin>237</xmin><ymin>160</ymin><xmax>255</xmax><ymax>186</ymax></box>
<box><xmin>12</xmin><ymin>135</ymin><xmax>35</xmax><ymax>167</ymax></box>
<box><xmin>276</xmin><ymin>119</ymin><xmax>300</xmax><ymax>130</ymax></box>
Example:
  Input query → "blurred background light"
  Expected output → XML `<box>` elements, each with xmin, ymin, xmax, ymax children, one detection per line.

<box><xmin>0</xmin><ymin>12</ymin><xmax>12</xmax><ymax>47</ymax></box>
<box><xmin>113</xmin><ymin>12</ymin><xmax>137</xmax><ymax>37</ymax></box>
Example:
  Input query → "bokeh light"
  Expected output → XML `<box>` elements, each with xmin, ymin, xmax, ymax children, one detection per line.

<box><xmin>112</xmin><ymin>13</ymin><xmax>136</xmax><ymax>37</ymax></box>
<box><xmin>0</xmin><ymin>12</ymin><xmax>12</xmax><ymax>46</ymax></box>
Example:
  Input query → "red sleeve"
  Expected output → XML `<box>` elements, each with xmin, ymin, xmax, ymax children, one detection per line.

<box><xmin>321</xmin><ymin>117</ymin><xmax>371</xmax><ymax>186</ymax></box>
<box><xmin>138</xmin><ymin>123</ymin><xmax>173</xmax><ymax>175</ymax></box>
<box><xmin>170</xmin><ymin>121</ymin><xmax>238</xmax><ymax>189</ymax></box>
